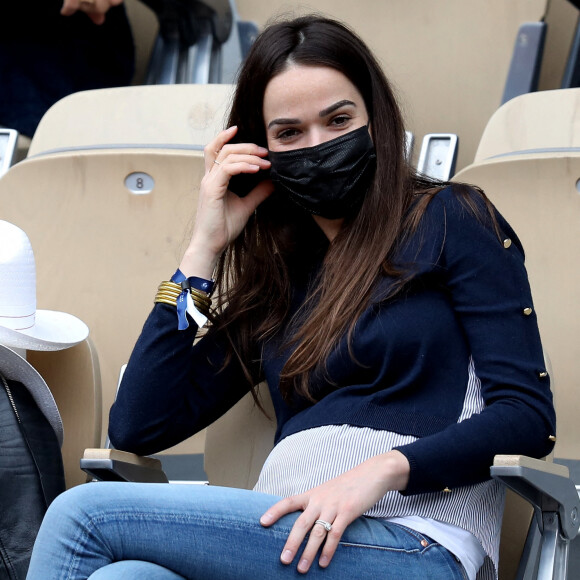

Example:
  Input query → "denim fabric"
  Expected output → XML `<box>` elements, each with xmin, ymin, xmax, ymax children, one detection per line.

<box><xmin>28</xmin><ymin>482</ymin><xmax>465</xmax><ymax>580</ymax></box>
<box><xmin>88</xmin><ymin>561</ymin><xmax>186</xmax><ymax>579</ymax></box>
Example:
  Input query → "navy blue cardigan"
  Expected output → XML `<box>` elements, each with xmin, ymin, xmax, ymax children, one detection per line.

<box><xmin>110</xmin><ymin>186</ymin><xmax>556</xmax><ymax>495</ymax></box>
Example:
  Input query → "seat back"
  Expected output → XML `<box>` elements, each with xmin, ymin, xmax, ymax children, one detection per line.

<box><xmin>0</xmin><ymin>149</ymin><xmax>205</xmax><ymax>445</ymax></box>
<box><xmin>27</xmin><ymin>338</ymin><xmax>102</xmax><ymax>488</ymax></box>
<box><xmin>454</xmin><ymin>89</ymin><xmax>580</xmax><ymax>578</ymax></box>
<box><xmin>473</xmin><ymin>87</ymin><xmax>580</xmax><ymax>163</ymax></box>
<box><xmin>234</xmin><ymin>0</ymin><xmax>550</xmax><ymax>172</ymax></box>
<box><xmin>0</xmin><ymin>129</ymin><xmax>18</xmax><ymax>178</ymax></box>
<box><xmin>204</xmin><ymin>383</ymin><xmax>275</xmax><ymax>488</ymax></box>
<box><xmin>28</xmin><ymin>84</ymin><xmax>233</xmax><ymax>157</ymax></box>
<box><xmin>0</xmin><ymin>84</ymin><xmax>234</xmax><ymax>453</ymax></box>
<box><xmin>455</xmin><ymin>152</ymin><xmax>580</xmax><ymax>459</ymax></box>
<box><xmin>455</xmin><ymin>137</ymin><xmax>579</xmax><ymax>465</ymax></box>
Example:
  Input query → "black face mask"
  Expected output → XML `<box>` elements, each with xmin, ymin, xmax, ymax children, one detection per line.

<box><xmin>269</xmin><ymin>125</ymin><xmax>377</xmax><ymax>219</ymax></box>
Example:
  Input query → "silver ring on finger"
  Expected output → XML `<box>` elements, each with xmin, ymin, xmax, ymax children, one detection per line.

<box><xmin>314</xmin><ymin>519</ymin><xmax>332</xmax><ymax>532</ymax></box>
<box><xmin>213</xmin><ymin>160</ymin><xmax>221</xmax><ymax>166</ymax></box>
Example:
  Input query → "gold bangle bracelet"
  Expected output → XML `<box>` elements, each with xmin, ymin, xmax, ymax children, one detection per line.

<box><xmin>189</xmin><ymin>288</ymin><xmax>211</xmax><ymax>302</ymax></box>
<box><xmin>154</xmin><ymin>292</ymin><xmax>178</xmax><ymax>305</ymax></box>
<box><xmin>156</xmin><ymin>290</ymin><xmax>211</xmax><ymax>308</ymax></box>
<box><xmin>190</xmin><ymin>298</ymin><xmax>211</xmax><ymax>309</ymax></box>
<box><xmin>154</xmin><ymin>299</ymin><xmax>210</xmax><ymax>317</ymax></box>
<box><xmin>157</xmin><ymin>289</ymin><xmax>211</xmax><ymax>307</ymax></box>
<box><xmin>155</xmin><ymin>280</ymin><xmax>212</xmax><ymax>316</ymax></box>
<box><xmin>157</xmin><ymin>282</ymin><xmax>210</xmax><ymax>303</ymax></box>
<box><xmin>156</xmin><ymin>294</ymin><xmax>180</xmax><ymax>302</ymax></box>
<box><xmin>158</xmin><ymin>281</ymin><xmax>181</xmax><ymax>291</ymax></box>
<box><xmin>155</xmin><ymin>292</ymin><xmax>180</xmax><ymax>301</ymax></box>
<box><xmin>154</xmin><ymin>297</ymin><xmax>179</xmax><ymax>308</ymax></box>
<box><xmin>154</xmin><ymin>293</ymin><xmax>211</xmax><ymax>313</ymax></box>
<box><xmin>154</xmin><ymin>294</ymin><xmax>210</xmax><ymax>311</ymax></box>
<box><xmin>156</xmin><ymin>290</ymin><xmax>181</xmax><ymax>300</ymax></box>
<box><xmin>157</xmin><ymin>283</ymin><xmax>181</xmax><ymax>294</ymax></box>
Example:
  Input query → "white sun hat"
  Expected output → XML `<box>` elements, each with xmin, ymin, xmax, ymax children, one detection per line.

<box><xmin>0</xmin><ymin>343</ymin><xmax>64</xmax><ymax>445</ymax></box>
<box><xmin>0</xmin><ymin>220</ymin><xmax>89</xmax><ymax>350</ymax></box>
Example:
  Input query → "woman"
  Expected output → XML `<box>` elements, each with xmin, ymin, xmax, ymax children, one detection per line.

<box><xmin>27</xmin><ymin>14</ymin><xmax>555</xmax><ymax>580</ymax></box>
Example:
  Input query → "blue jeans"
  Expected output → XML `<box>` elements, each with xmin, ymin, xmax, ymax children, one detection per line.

<box><xmin>27</xmin><ymin>482</ymin><xmax>465</xmax><ymax>580</ymax></box>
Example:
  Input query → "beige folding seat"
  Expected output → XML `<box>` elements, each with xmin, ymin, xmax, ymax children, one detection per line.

<box><xmin>26</xmin><ymin>84</ymin><xmax>233</xmax><ymax>157</ymax></box>
<box><xmin>453</xmin><ymin>88</ymin><xmax>580</xmax><ymax>465</ymax></box>
<box><xmin>27</xmin><ymin>338</ymin><xmax>101</xmax><ymax>488</ymax></box>
<box><xmin>470</xmin><ymin>88</ymin><xmax>580</xmax><ymax>163</ymax></box>
<box><xmin>453</xmin><ymin>152</ymin><xmax>580</xmax><ymax>574</ymax></box>
<box><xmin>453</xmin><ymin>87</ymin><xmax>580</xmax><ymax>579</ymax></box>
<box><xmin>0</xmin><ymin>84</ymin><xmax>235</xmax><ymax>462</ymax></box>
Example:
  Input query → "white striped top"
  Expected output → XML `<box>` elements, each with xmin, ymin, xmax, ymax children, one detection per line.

<box><xmin>253</xmin><ymin>359</ymin><xmax>503</xmax><ymax>580</ymax></box>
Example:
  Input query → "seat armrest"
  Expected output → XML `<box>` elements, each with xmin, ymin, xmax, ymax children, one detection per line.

<box><xmin>491</xmin><ymin>455</ymin><xmax>580</xmax><ymax>540</ymax></box>
<box><xmin>81</xmin><ymin>448</ymin><xmax>169</xmax><ymax>483</ymax></box>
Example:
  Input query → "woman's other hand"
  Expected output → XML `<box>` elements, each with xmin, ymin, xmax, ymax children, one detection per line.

<box><xmin>180</xmin><ymin>126</ymin><xmax>273</xmax><ymax>279</ymax></box>
<box><xmin>61</xmin><ymin>0</ymin><xmax>124</xmax><ymax>25</ymax></box>
<box><xmin>260</xmin><ymin>450</ymin><xmax>410</xmax><ymax>574</ymax></box>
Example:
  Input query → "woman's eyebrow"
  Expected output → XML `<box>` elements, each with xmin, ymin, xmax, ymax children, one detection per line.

<box><xmin>319</xmin><ymin>100</ymin><xmax>356</xmax><ymax>117</ymax></box>
<box><xmin>267</xmin><ymin>117</ymin><xmax>300</xmax><ymax>129</ymax></box>
<box><xmin>267</xmin><ymin>100</ymin><xmax>357</xmax><ymax>130</ymax></box>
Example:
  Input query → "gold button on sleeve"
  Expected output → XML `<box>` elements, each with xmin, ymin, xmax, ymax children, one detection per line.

<box><xmin>503</xmin><ymin>238</ymin><xmax>512</xmax><ymax>249</ymax></box>
<box><xmin>549</xmin><ymin>435</ymin><xmax>557</xmax><ymax>442</ymax></box>
<box><xmin>539</xmin><ymin>371</ymin><xmax>548</xmax><ymax>378</ymax></box>
<box><xmin>523</xmin><ymin>307</ymin><xmax>533</xmax><ymax>316</ymax></box>
<box><xmin>442</xmin><ymin>487</ymin><xmax>452</xmax><ymax>493</ymax></box>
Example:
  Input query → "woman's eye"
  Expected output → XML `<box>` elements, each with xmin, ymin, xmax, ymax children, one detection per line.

<box><xmin>331</xmin><ymin>115</ymin><xmax>350</xmax><ymax>126</ymax></box>
<box><xmin>277</xmin><ymin>128</ymin><xmax>299</xmax><ymax>140</ymax></box>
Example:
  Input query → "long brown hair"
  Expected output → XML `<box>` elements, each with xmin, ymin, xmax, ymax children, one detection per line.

<box><xmin>208</xmin><ymin>15</ymin><xmax>485</xmax><ymax>403</ymax></box>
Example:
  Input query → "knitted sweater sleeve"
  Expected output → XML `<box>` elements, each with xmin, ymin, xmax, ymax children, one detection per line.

<box><xmin>395</xmin><ymin>187</ymin><xmax>556</xmax><ymax>495</ymax></box>
<box><xmin>108</xmin><ymin>303</ymin><xmax>256</xmax><ymax>455</ymax></box>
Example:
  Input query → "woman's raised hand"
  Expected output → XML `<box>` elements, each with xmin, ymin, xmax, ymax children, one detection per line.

<box><xmin>260</xmin><ymin>450</ymin><xmax>410</xmax><ymax>574</ymax></box>
<box><xmin>179</xmin><ymin>126</ymin><xmax>273</xmax><ymax>279</ymax></box>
